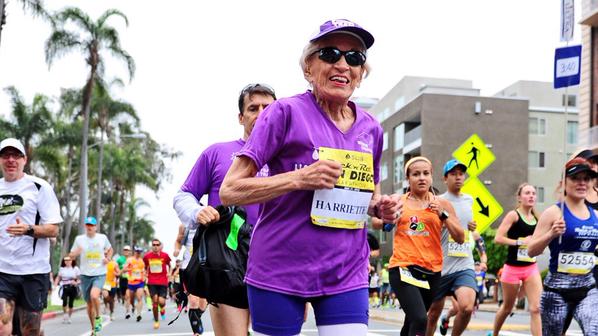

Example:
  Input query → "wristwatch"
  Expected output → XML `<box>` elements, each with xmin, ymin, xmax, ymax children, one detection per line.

<box><xmin>25</xmin><ymin>224</ymin><xmax>35</xmax><ymax>237</ymax></box>
<box><xmin>439</xmin><ymin>210</ymin><xmax>450</xmax><ymax>221</ymax></box>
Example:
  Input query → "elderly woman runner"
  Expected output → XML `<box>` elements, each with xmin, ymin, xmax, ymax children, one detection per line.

<box><xmin>220</xmin><ymin>19</ymin><xmax>399</xmax><ymax>336</ymax></box>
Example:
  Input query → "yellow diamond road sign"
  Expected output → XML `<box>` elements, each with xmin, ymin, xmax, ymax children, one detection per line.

<box><xmin>452</xmin><ymin>133</ymin><xmax>495</xmax><ymax>177</ymax></box>
<box><xmin>461</xmin><ymin>177</ymin><xmax>503</xmax><ymax>234</ymax></box>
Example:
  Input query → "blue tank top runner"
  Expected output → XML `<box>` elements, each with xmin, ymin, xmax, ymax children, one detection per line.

<box><xmin>548</xmin><ymin>202</ymin><xmax>598</xmax><ymax>273</ymax></box>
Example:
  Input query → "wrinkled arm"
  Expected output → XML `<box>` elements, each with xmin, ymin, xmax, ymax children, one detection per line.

<box><xmin>173</xmin><ymin>190</ymin><xmax>204</xmax><ymax>229</ymax></box>
<box><xmin>220</xmin><ymin>156</ymin><xmax>339</xmax><ymax>206</ymax></box>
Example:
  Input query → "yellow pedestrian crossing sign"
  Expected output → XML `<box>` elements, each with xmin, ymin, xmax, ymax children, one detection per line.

<box><xmin>461</xmin><ymin>178</ymin><xmax>503</xmax><ymax>234</ymax></box>
<box><xmin>452</xmin><ymin>134</ymin><xmax>495</xmax><ymax>177</ymax></box>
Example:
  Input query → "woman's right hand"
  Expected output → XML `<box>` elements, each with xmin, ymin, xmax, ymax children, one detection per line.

<box><xmin>550</xmin><ymin>218</ymin><xmax>566</xmax><ymax>238</ymax></box>
<box><xmin>196</xmin><ymin>206</ymin><xmax>220</xmax><ymax>226</ymax></box>
<box><xmin>298</xmin><ymin>160</ymin><xmax>342</xmax><ymax>190</ymax></box>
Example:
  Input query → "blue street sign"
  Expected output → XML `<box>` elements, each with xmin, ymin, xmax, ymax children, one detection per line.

<box><xmin>554</xmin><ymin>45</ymin><xmax>582</xmax><ymax>89</ymax></box>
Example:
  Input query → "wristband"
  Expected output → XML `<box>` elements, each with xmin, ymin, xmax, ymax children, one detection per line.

<box><xmin>382</xmin><ymin>223</ymin><xmax>395</xmax><ymax>232</ymax></box>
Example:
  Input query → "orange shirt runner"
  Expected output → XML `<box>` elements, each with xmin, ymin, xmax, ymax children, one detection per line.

<box><xmin>389</xmin><ymin>195</ymin><xmax>443</xmax><ymax>272</ymax></box>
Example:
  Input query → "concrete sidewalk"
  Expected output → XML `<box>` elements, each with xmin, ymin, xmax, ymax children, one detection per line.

<box><xmin>369</xmin><ymin>301</ymin><xmax>531</xmax><ymax>332</ymax></box>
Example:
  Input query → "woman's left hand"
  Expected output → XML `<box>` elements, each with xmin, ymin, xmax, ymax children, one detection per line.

<box><xmin>369</xmin><ymin>194</ymin><xmax>401</xmax><ymax>223</ymax></box>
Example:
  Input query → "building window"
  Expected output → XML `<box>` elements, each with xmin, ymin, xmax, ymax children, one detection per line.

<box><xmin>529</xmin><ymin>151</ymin><xmax>545</xmax><ymax>168</ymax></box>
<box><xmin>394</xmin><ymin>124</ymin><xmax>404</xmax><ymax>151</ymax></box>
<box><xmin>567</xmin><ymin>121</ymin><xmax>578</xmax><ymax>145</ymax></box>
<box><xmin>381</xmin><ymin>162</ymin><xmax>388</xmax><ymax>181</ymax></box>
<box><xmin>394</xmin><ymin>154</ymin><xmax>404</xmax><ymax>185</ymax></box>
<box><xmin>529</xmin><ymin>117</ymin><xmax>546</xmax><ymax>135</ymax></box>
<box><xmin>536</xmin><ymin>186</ymin><xmax>545</xmax><ymax>203</ymax></box>
<box><xmin>562</xmin><ymin>94</ymin><xmax>577</xmax><ymax>107</ymax></box>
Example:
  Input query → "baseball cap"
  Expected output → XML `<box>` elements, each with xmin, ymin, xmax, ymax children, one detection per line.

<box><xmin>443</xmin><ymin>159</ymin><xmax>467</xmax><ymax>176</ymax></box>
<box><xmin>565</xmin><ymin>158</ymin><xmax>598</xmax><ymax>178</ymax></box>
<box><xmin>0</xmin><ymin>138</ymin><xmax>25</xmax><ymax>156</ymax></box>
<box><xmin>134</xmin><ymin>246</ymin><xmax>143</xmax><ymax>252</ymax></box>
<box><xmin>474</xmin><ymin>261</ymin><xmax>481</xmax><ymax>266</ymax></box>
<box><xmin>575</xmin><ymin>149</ymin><xmax>598</xmax><ymax>162</ymax></box>
<box><xmin>84</xmin><ymin>216</ymin><xmax>97</xmax><ymax>225</ymax></box>
<box><xmin>123</xmin><ymin>245</ymin><xmax>131</xmax><ymax>251</ymax></box>
<box><xmin>310</xmin><ymin>19</ymin><xmax>374</xmax><ymax>49</ymax></box>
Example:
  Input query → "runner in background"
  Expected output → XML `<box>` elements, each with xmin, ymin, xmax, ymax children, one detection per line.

<box><xmin>426</xmin><ymin>159</ymin><xmax>487</xmax><ymax>336</ymax></box>
<box><xmin>143</xmin><ymin>239</ymin><xmax>171</xmax><ymax>329</ymax></box>
<box><xmin>122</xmin><ymin>246</ymin><xmax>145</xmax><ymax>322</ymax></box>
<box><xmin>492</xmin><ymin>183</ymin><xmax>542</xmax><ymax>336</ymax></box>
<box><xmin>70</xmin><ymin>216</ymin><xmax>113</xmax><ymax>336</ymax></box>
<box><xmin>388</xmin><ymin>156</ymin><xmax>464</xmax><ymax>336</ymax></box>
<box><xmin>102</xmin><ymin>257</ymin><xmax>120</xmax><ymax>321</ymax></box>
<box><xmin>173</xmin><ymin>82</ymin><xmax>276</xmax><ymax>336</ymax></box>
<box><xmin>116</xmin><ymin>245</ymin><xmax>131</xmax><ymax>307</ymax></box>
<box><xmin>174</xmin><ymin>223</ymin><xmax>205</xmax><ymax>335</ymax></box>
<box><xmin>529</xmin><ymin>157</ymin><xmax>598</xmax><ymax>335</ymax></box>
<box><xmin>54</xmin><ymin>256</ymin><xmax>80</xmax><ymax>324</ymax></box>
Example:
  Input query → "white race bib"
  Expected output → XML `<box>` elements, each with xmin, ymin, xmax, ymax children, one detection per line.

<box><xmin>517</xmin><ymin>245</ymin><xmax>536</xmax><ymax>263</ymax></box>
<box><xmin>448</xmin><ymin>234</ymin><xmax>470</xmax><ymax>257</ymax></box>
<box><xmin>557</xmin><ymin>252</ymin><xmax>594</xmax><ymax>274</ymax></box>
<box><xmin>399</xmin><ymin>267</ymin><xmax>430</xmax><ymax>289</ymax></box>
<box><xmin>311</xmin><ymin>147</ymin><xmax>374</xmax><ymax>229</ymax></box>
<box><xmin>149</xmin><ymin>259</ymin><xmax>162</xmax><ymax>274</ymax></box>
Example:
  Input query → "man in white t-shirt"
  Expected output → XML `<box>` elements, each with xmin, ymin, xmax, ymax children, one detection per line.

<box><xmin>0</xmin><ymin>138</ymin><xmax>62</xmax><ymax>336</ymax></box>
<box><xmin>70</xmin><ymin>216</ymin><xmax>113</xmax><ymax>335</ymax></box>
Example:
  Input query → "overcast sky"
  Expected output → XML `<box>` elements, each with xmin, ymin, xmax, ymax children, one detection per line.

<box><xmin>0</xmin><ymin>0</ymin><xmax>582</xmax><ymax>255</ymax></box>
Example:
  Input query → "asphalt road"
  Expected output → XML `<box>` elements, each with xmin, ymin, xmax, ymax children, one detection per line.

<box><xmin>41</xmin><ymin>301</ymin><xmax>584</xmax><ymax>335</ymax></box>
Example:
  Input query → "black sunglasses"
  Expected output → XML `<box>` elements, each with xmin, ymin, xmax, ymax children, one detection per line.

<box><xmin>315</xmin><ymin>47</ymin><xmax>366</xmax><ymax>67</ymax></box>
<box><xmin>152</xmin><ymin>243</ymin><xmax>160</xmax><ymax>246</ymax></box>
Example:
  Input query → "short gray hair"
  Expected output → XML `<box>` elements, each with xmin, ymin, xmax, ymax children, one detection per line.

<box><xmin>299</xmin><ymin>39</ymin><xmax>371</xmax><ymax>84</ymax></box>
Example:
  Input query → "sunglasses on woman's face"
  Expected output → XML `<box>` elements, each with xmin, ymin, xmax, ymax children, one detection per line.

<box><xmin>315</xmin><ymin>47</ymin><xmax>366</xmax><ymax>67</ymax></box>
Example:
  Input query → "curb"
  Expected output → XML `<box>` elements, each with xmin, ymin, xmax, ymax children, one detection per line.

<box><xmin>369</xmin><ymin>311</ymin><xmax>530</xmax><ymax>332</ymax></box>
<box><xmin>42</xmin><ymin>305</ymin><xmax>87</xmax><ymax>321</ymax></box>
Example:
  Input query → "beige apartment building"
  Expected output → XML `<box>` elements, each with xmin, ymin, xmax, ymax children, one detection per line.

<box><xmin>580</xmin><ymin>0</ymin><xmax>598</xmax><ymax>142</ymax></box>
<box><xmin>495</xmin><ymin>80</ymin><xmax>579</xmax><ymax>212</ymax></box>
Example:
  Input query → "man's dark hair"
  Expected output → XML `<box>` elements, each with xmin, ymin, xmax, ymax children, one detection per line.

<box><xmin>238</xmin><ymin>83</ymin><xmax>276</xmax><ymax>114</ymax></box>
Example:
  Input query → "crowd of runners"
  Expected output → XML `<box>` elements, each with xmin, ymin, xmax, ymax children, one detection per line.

<box><xmin>1</xmin><ymin>18</ymin><xmax>598</xmax><ymax>336</ymax></box>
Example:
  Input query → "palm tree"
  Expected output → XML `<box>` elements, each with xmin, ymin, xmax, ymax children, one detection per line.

<box><xmin>0</xmin><ymin>0</ymin><xmax>52</xmax><ymax>47</ymax></box>
<box><xmin>45</xmin><ymin>7</ymin><xmax>135</xmax><ymax>233</ymax></box>
<box><xmin>89</xmin><ymin>77</ymin><xmax>138</xmax><ymax>222</ymax></box>
<box><xmin>0</xmin><ymin>86</ymin><xmax>53</xmax><ymax>173</ymax></box>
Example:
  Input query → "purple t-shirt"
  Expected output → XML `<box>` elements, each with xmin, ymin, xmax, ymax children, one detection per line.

<box><xmin>238</xmin><ymin>91</ymin><xmax>383</xmax><ymax>296</ymax></box>
<box><xmin>181</xmin><ymin>139</ymin><xmax>266</xmax><ymax>226</ymax></box>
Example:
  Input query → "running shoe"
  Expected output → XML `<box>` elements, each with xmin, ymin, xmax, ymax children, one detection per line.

<box><xmin>439</xmin><ymin>315</ymin><xmax>449</xmax><ymax>335</ymax></box>
<box><xmin>153</xmin><ymin>321</ymin><xmax>160</xmax><ymax>329</ymax></box>
<box><xmin>110</xmin><ymin>313</ymin><xmax>114</xmax><ymax>321</ymax></box>
<box><xmin>94</xmin><ymin>316</ymin><xmax>103</xmax><ymax>332</ymax></box>
<box><xmin>125</xmin><ymin>313</ymin><xmax>131</xmax><ymax>319</ymax></box>
<box><xmin>136</xmin><ymin>315</ymin><xmax>142</xmax><ymax>322</ymax></box>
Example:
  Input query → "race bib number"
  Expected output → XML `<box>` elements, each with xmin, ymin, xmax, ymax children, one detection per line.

<box><xmin>85</xmin><ymin>251</ymin><xmax>102</xmax><ymax>269</ymax></box>
<box><xmin>311</xmin><ymin>147</ymin><xmax>374</xmax><ymax>229</ymax></box>
<box><xmin>448</xmin><ymin>234</ymin><xmax>470</xmax><ymax>257</ymax></box>
<box><xmin>131</xmin><ymin>270</ymin><xmax>142</xmax><ymax>280</ymax></box>
<box><xmin>149</xmin><ymin>259</ymin><xmax>162</xmax><ymax>273</ymax></box>
<box><xmin>557</xmin><ymin>252</ymin><xmax>594</xmax><ymax>274</ymax></box>
<box><xmin>399</xmin><ymin>267</ymin><xmax>430</xmax><ymax>289</ymax></box>
<box><xmin>517</xmin><ymin>245</ymin><xmax>536</xmax><ymax>263</ymax></box>
<box><xmin>102</xmin><ymin>283</ymin><xmax>112</xmax><ymax>291</ymax></box>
